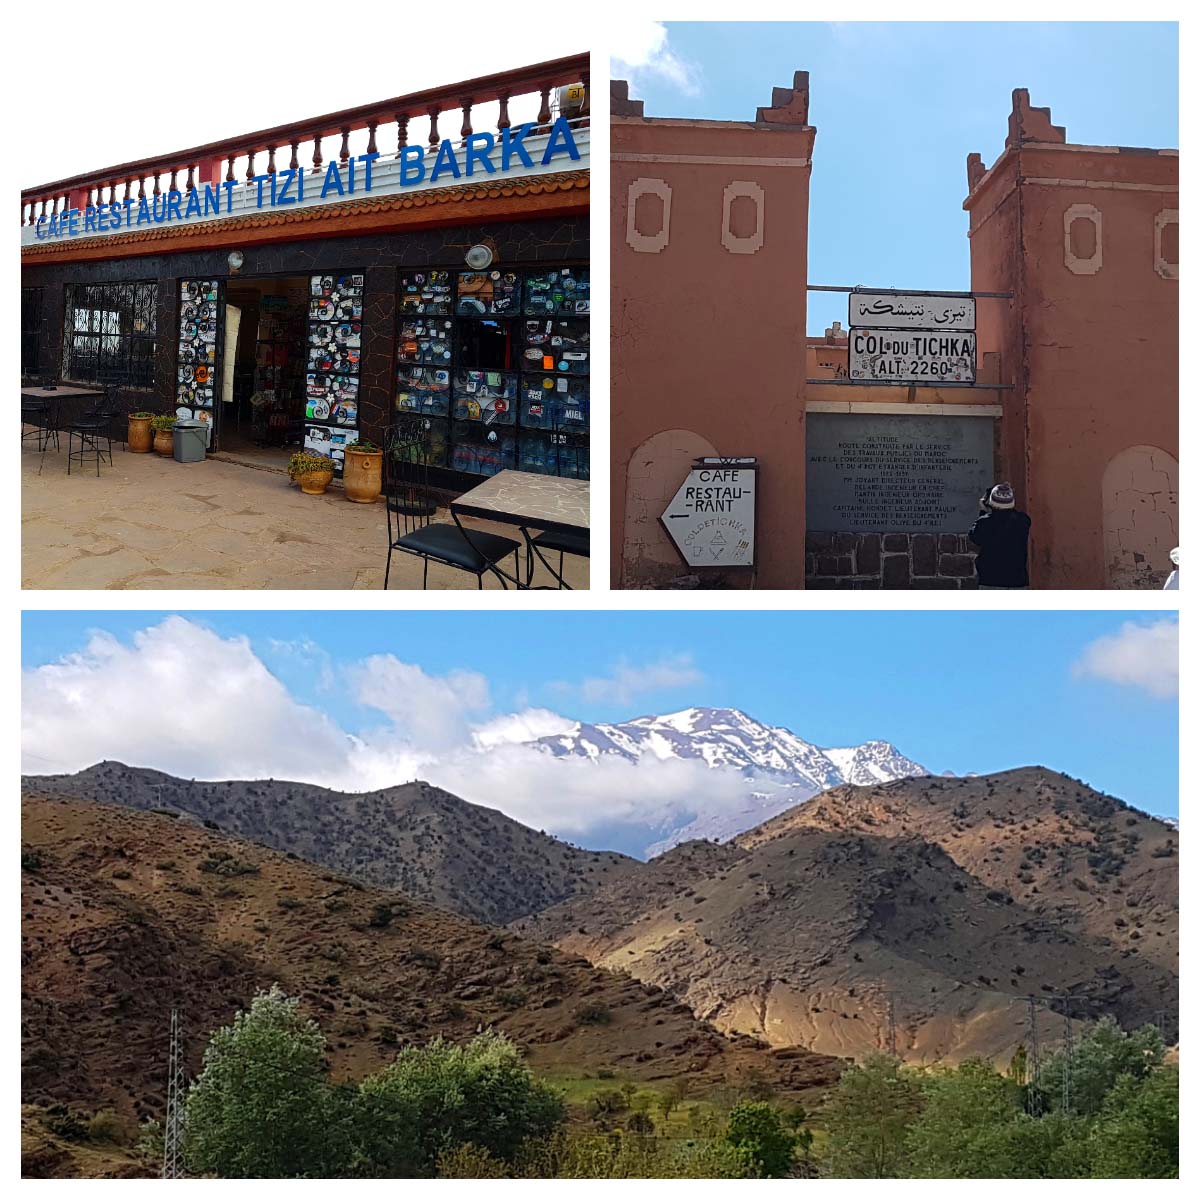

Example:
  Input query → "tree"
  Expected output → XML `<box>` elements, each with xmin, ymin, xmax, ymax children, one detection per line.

<box><xmin>184</xmin><ymin>985</ymin><xmax>347</xmax><ymax>1178</ymax></box>
<box><xmin>1088</xmin><ymin>1065</ymin><xmax>1178</xmax><ymax>1178</ymax></box>
<box><xmin>906</xmin><ymin>1058</ymin><xmax>1022</xmax><ymax>1177</ymax></box>
<box><xmin>1009</xmin><ymin>1044</ymin><xmax>1028</xmax><ymax>1087</ymax></box>
<box><xmin>822</xmin><ymin>1054</ymin><xmax>923</xmax><ymax>1178</ymax></box>
<box><xmin>353</xmin><ymin>1030</ymin><xmax>564</xmax><ymax>1176</ymax></box>
<box><xmin>723</xmin><ymin>1101</ymin><xmax>797</xmax><ymax>1178</ymax></box>
<box><xmin>1036</xmin><ymin>1017</ymin><xmax>1164</xmax><ymax>1116</ymax></box>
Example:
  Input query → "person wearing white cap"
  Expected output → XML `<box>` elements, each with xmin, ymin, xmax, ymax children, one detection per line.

<box><xmin>1163</xmin><ymin>547</ymin><xmax>1179</xmax><ymax>590</ymax></box>
<box><xmin>968</xmin><ymin>482</ymin><xmax>1031</xmax><ymax>589</ymax></box>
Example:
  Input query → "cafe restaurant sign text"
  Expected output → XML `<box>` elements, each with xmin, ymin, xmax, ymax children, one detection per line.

<box><xmin>662</xmin><ymin>459</ymin><xmax>757</xmax><ymax>568</ymax></box>
<box><xmin>26</xmin><ymin>116</ymin><xmax>587</xmax><ymax>244</ymax></box>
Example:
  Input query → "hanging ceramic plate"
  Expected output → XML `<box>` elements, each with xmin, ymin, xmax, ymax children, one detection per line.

<box><xmin>194</xmin><ymin>365</ymin><xmax>210</xmax><ymax>384</ymax></box>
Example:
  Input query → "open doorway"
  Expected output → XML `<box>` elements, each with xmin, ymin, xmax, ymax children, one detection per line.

<box><xmin>218</xmin><ymin>275</ymin><xmax>310</xmax><ymax>469</ymax></box>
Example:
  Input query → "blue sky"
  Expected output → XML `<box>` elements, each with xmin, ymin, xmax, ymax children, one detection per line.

<box><xmin>22</xmin><ymin>610</ymin><xmax>1178</xmax><ymax>821</ymax></box>
<box><xmin>613</xmin><ymin>22</ymin><xmax>1179</xmax><ymax>333</ymax></box>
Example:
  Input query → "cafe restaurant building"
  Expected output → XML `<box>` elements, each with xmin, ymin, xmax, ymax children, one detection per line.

<box><xmin>20</xmin><ymin>55</ymin><xmax>590</xmax><ymax>491</ymax></box>
<box><xmin>611</xmin><ymin>75</ymin><xmax>1178</xmax><ymax>589</ymax></box>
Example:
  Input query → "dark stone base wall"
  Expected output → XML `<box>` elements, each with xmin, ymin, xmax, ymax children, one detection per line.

<box><xmin>806</xmin><ymin>531</ymin><xmax>979</xmax><ymax>589</ymax></box>
<box><xmin>22</xmin><ymin>217</ymin><xmax>588</xmax><ymax>451</ymax></box>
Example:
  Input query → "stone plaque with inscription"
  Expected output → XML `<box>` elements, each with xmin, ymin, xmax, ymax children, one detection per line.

<box><xmin>806</xmin><ymin>412</ymin><xmax>995</xmax><ymax>534</ymax></box>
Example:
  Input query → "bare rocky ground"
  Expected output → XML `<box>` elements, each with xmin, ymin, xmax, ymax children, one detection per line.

<box><xmin>22</xmin><ymin>764</ymin><xmax>638</xmax><ymax>926</ymax></box>
<box><xmin>21</xmin><ymin>795</ymin><xmax>839</xmax><ymax>1153</ymax></box>
<box><xmin>515</xmin><ymin>769</ymin><xmax>1178</xmax><ymax>1064</ymax></box>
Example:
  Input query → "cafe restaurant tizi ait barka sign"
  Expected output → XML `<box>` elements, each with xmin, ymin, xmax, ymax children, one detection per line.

<box><xmin>662</xmin><ymin>459</ymin><xmax>757</xmax><ymax>569</ymax></box>
<box><xmin>23</xmin><ymin>117</ymin><xmax>587</xmax><ymax>246</ymax></box>
<box><xmin>848</xmin><ymin>290</ymin><xmax>976</xmax><ymax>385</ymax></box>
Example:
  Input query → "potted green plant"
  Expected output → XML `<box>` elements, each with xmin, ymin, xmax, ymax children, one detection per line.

<box><xmin>343</xmin><ymin>438</ymin><xmax>383</xmax><ymax>504</ymax></box>
<box><xmin>288</xmin><ymin>450</ymin><xmax>337</xmax><ymax>495</ymax></box>
<box><xmin>150</xmin><ymin>413</ymin><xmax>178</xmax><ymax>456</ymax></box>
<box><xmin>128</xmin><ymin>411</ymin><xmax>155</xmax><ymax>453</ymax></box>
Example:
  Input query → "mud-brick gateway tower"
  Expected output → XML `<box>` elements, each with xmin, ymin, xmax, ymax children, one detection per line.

<box><xmin>611</xmin><ymin>74</ymin><xmax>816</xmax><ymax>589</ymax></box>
<box><xmin>966</xmin><ymin>90</ymin><xmax>1179</xmax><ymax>589</ymax></box>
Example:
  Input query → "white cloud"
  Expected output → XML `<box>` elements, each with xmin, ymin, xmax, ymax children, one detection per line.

<box><xmin>347</xmin><ymin>655</ymin><xmax>490</xmax><ymax>751</ymax></box>
<box><xmin>1073</xmin><ymin>620</ymin><xmax>1179</xmax><ymax>699</ymax></box>
<box><xmin>20</xmin><ymin>619</ymin><xmax>745</xmax><ymax>853</ymax></box>
<box><xmin>554</xmin><ymin>653</ymin><xmax>705</xmax><ymax>707</ymax></box>
<box><xmin>611</xmin><ymin>21</ymin><xmax>701</xmax><ymax>98</ymax></box>
<box><xmin>21</xmin><ymin>617</ymin><xmax>350</xmax><ymax>781</ymax></box>
<box><xmin>473</xmin><ymin>708</ymin><xmax>576</xmax><ymax>749</ymax></box>
<box><xmin>266</xmin><ymin>637</ymin><xmax>336</xmax><ymax>691</ymax></box>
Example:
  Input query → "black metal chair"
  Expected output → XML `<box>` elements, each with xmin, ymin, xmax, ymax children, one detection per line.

<box><xmin>67</xmin><ymin>385</ymin><xmax>118</xmax><ymax>476</ymax></box>
<box><xmin>92</xmin><ymin>380</ymin><xmax>129</xmax><ymax>451</ymax></box>
<box><xmin>383</xmin><ymin>414</ymin><xmax>522</xmax><ymax>590</ymax></box>
<box><xmin>525</xmin><ymin>426</ymin><xmax>590</xmax><ymax>588</ymax></box>
<box><xmin>21</xmin><ymin>396</ymin><xmax>56</xmax><ymax>451</ymax></box>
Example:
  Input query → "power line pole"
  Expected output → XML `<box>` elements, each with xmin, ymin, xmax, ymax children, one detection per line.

<box><xmin>1026</xmin><ymin>996</ymin><xmax>1042</xmax><ymax>1116</ymax></box>
<box><xmin>1060</xmin><ymin>998</ymin><xmax>1075</xmax><ymax>1115</ymax></box>
<box><xmin>162</xmin><ymin>1009</ymin><xmax>186</xmax><ymax>1179</ymax></box>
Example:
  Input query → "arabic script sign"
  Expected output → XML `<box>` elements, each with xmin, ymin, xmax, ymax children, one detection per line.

<box><xmin>662</xmin><ymin>462</ymin><xmax>757</xmax><ymax>568</ymax></box>
<box><xmin>849</xmin><ymin>291</ymin><xmax>976</xmax><ymax>332</ymax></box>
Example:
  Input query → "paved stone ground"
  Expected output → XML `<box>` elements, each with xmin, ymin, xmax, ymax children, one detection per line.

<box><xmin>22</xmin><ymin>441</ymin><xmax>589</xmax><ymax>591</ymax></box>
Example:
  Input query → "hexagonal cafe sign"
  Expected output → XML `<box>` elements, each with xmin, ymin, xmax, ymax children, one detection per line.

<box><xmin>661</xmin><ymin>459</ymin><xmax>757</xmax><ymax>568</ymax></box>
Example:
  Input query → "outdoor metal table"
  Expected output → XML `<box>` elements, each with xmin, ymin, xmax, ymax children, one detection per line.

<box><xmin>21</xmin><ymin>385</ymin><xmax>105</xmax><ymax>469</ymax></box>
<box><xmin>449</xmin><ymin>470</ymin><xmax>590</xmax><ymax>589</ymax></box>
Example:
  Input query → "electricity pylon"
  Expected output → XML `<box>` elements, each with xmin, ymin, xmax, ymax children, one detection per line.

<box><xmin>1026</xmin><ymin>997</ymin><xmax>1042</xmax><ymax>1116</ymax></box>
<box><xmin>162</xmin><ymin>1009</ymin><xmax>186</xmax><ymax>1179</ymax></box>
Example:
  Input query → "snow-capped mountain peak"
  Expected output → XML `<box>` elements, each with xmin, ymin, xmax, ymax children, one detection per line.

<box><xmin>533</xmin><ymin>706</ymin><xmax>928</xmax><ymax>854</ymax></box>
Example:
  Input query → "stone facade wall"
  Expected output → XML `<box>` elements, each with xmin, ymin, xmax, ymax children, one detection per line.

<box><xmin>805</xmin><ymin>531</ymin><xmax>978</xmax><ymax>589</ymax></box>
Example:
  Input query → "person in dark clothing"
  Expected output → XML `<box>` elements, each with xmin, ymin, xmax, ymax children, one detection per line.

<box><xmin>969</xmin><ymin>482</ymin><xmax>1031</xmax><ymax>588</ymax></box>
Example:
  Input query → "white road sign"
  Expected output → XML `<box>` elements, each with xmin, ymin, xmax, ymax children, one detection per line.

<box><xmin>849</xmin><ymin>327</ymin><xmax>976</xmax><ymax>384</ymax></box>
<box><xmin>850</xmin><ymin>291</ymin><xmax>976</xmax><ymax>331</ymax></box>
<box><xmin>662</xmin><ymin>465</ymin><xmax>756</xmax><ymax>568</ymax></box>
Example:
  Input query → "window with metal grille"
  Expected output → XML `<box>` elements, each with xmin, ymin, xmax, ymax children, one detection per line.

<box><xmin>62</xmin><ymin>281</ymin><xmax>158</xmax><ymax>387</ymax></box>
<box><xmin>21</xmin><ymin>287</ymin><xmax>43</xmax><ymax>378</ymax></box>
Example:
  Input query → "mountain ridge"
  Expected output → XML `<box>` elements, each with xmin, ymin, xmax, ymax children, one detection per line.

<box><xmin>532</xmin><ymin>706</ymin><xmax>929</xmax><ymax>853</ymax></box>
<box><xmin>512</xmin><ymin>767</ymin><xmax>1178</xmax><ymax>1064</ymax></box>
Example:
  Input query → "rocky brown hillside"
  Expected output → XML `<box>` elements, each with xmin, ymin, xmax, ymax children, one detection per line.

<box><xmin>21</xmin><ymin>763</ymin><xmax>637</xmax><ymax>925</ymax></box>
<box><xmin>515</xmin><ymin>770</ymin><xmax>1177</xmax><ymax>1065</ymax></box>
<box><xmin>21</xmin><ymin>794</ymin><xmax>840</xmax><ymax>1144</ymax></box>
<box><xmin>742</xmin><ymin>767</ymin><xmax>1178</xmax><ymax>974</ymax></box>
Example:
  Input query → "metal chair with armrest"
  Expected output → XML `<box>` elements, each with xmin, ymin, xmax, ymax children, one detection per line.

<box><xmin>383</xmin><ymin>413</ymin><xmax>522</xmax><ymax>590</ymax></box>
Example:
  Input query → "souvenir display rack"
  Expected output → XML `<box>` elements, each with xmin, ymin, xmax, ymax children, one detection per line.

<box><xmin>395</xmin><ymin>266</ymin><xmax>589</xmax><ymax>483</ymax></box>
<box><xmin>175</xmin><ymin>278</ymin><xmax>221</xmax><ymax>441</ymax></box>
<box><xmin>303</xmin><ymin>272</ymin><xmax>364</xmax><ymax>474</ymax></box>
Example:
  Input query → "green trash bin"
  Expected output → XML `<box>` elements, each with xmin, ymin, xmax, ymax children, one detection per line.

<box><xmin>173</xmin><ymin>419</ymin><xmax>207</xmax><ymax>463</ymax></box>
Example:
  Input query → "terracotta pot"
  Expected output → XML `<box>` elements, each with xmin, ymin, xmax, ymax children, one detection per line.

<box><xmin>297</xmin><ymin>469</ymin><xmax>335</xmax><ymax>495</ymax></box>
<box><xmin>343</xmin><ymin>447</ymin><xmax>383</xmax><ymax>503</ymax></box>
<box><xmin>128</xmin><ymin>415</ymin><xmax>153</xmax><ymax>453</ymax></box>
<box><xmin>153</xmin><ymin>429</ymin><xmax>174</xmax><ymax>456</ymax></box>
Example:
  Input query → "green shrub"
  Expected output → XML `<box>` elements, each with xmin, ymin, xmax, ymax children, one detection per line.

<box><xmin>575</xmin><ymin>1001</ymin><xmax>612</xmax><ymax>1026</ymax></box>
